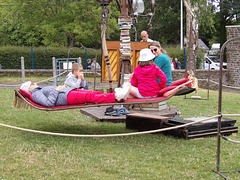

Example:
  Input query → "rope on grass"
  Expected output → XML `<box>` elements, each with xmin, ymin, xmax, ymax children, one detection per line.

<box><xmin>221</xmin><ymin>114</ymin><xmax>240</xmax><ymax>144</ymax></box>
<box><xmin>222</xmin><ymin>114</ymin><xmax>240</xmax><ymax>117</ymax></box>
<box><xmin>198</xmin><ymin>79</ymin><xmax>240</xmax><ymax>90</ymax></box>
<box><xmin>0</xmin><ymin>115</ymin><xmax>220</xmax><ymax>138</ymax></box>
<box><xmin>221</xmin><ymin>136</ymin><xmax>240</xmax><ymax>144</ymax></box>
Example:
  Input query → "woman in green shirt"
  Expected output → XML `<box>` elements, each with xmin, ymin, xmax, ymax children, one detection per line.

<box><xmin>148</xmin><ymin>41</ymin><xmax>172</xmax><ymax>87</ymax></box>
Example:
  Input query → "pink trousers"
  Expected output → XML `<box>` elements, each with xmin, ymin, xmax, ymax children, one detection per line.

<box><xmin>67</xmin><ymin>89</ymin><xmax>116</xmax><ymax>105</ymax></box>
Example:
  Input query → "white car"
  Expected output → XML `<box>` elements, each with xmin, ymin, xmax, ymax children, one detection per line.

<box><xmin>209</xmin><ymin>43</ymin><xmax>220</xmax><ymax>56</ymax></box>
<box><xmin>202</xmin><ymin>56</ymin><xmax>227</xmax><ymax>70</ymax></box>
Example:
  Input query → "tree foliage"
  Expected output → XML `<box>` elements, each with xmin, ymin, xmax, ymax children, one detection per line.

<box><xmin>0</xmin><ymin>0</ymin><xmax>238</xmax><ymax>48</ymax></box>
<box><xmin>0</xmin><ymin>0</ymin><xmax>120</xmax><ymax>47</ymax></box>
<box><xmin>212</xmin><ymin>0</ymin><xmax>240</xmax><ymax>46</ymax></box>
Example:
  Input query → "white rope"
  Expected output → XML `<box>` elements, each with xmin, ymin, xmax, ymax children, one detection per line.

<box><xmin>0</xmin><ymin>115</ymin><xmax>220</xmax><ymax>138</ymax></box>
<box><xmin>221</xmin><ymin>114</ymin><xmax>240</xmax><ymax>144</ymax></box>
<box><xmin>198</xmin><ymin>79</ymin><xmax>240</xmax><ymax>90</ymax></box>
<box><xmin>0</xmin><ymin>70</ymin><xmax>69</xmax><ymax>87</ymax></box>
<box><xmin>221</xmin><ymin>136</ymin><xmax>240</xmax><ymax>144</ymax></box>
<box><xmin>0</xmin><ymin>83</ymin><xmax>21</xmax><ymax>87</ymax></box>
<box><xmin>223</xmin><ymin>114</ymin><xmax>240</xmax><ymax>117</ymax></box>
<box><xmin>35</xmin><ymin>70</ymin><xmax>68</xmax><ymax>84</ymax></box>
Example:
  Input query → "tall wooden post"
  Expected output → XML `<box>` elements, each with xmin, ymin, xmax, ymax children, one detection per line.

<box><xmin>118</xmin><ymin>0</ymin><xmax>132</xmax><ymax>85</ymax></box>
<box><xmin>21</xmin><ymin>56</ymin><xmax>25</xmax><ymax>83</ymax></box>
<box><xmin>97</xmin><ymin>0</ymin><xmax>113</xmax><ymax>92</ymax></box>
<box><xmin>185</xmin><ymin>0</ymin><xmax>198</xmax><ymax>74</ymax></box>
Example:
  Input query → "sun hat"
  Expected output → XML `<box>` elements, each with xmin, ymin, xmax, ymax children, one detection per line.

<box><xmin>20</xmin><ymin>81</ymin><xmax>31</xmax><ymax>92</ymax></box>
<box><xmin>139</xmin><ymin>48</ymin><xmax>155</xmax><ymax>62</ymax></box>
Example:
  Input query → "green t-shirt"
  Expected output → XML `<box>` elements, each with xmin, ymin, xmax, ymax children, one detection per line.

<box><xmin>154</xmin><ymin>54</ymin><xmax>172</xmax><ymax>87</ymax></box>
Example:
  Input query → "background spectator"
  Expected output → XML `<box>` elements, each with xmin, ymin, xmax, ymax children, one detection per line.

<box><xmin>140</xmin><ymin>30</ymin><xmax>153</xmax><ymax>42</ymax></box>
<box><xmin>91</xmin><ymin>58</ymin><xmax>101</xmax><ymax>70</ymax></box>
<box><xmin>87</xmin><ymin>59</ymin><xmax>91</xmax><ymax>69</ymax></box>
<box><xmin>174</xmin><ymin>58</ymin><xmax>182</xmax><ymax>69</ymax></box>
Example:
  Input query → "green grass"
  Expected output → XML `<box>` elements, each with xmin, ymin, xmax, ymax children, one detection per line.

<box><xmin>0</xmin><ymin>88</ymin><xmax>240</xmax><ymax>179</ymax></box>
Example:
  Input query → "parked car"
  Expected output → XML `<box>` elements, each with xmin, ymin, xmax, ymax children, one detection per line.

<box><xmin>208</xmin><ymin>43</ymin><xmax>220</xmax><ymax>56</ymax></box>
<box><xmin>202</xmin><ymin>56</ymin><xmax>227</xmax><ymax>70</ymax></box>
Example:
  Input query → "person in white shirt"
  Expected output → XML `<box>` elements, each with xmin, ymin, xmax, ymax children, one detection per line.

<box><xmin>140</xmin><ymin>30</ymin><xmax>153</xmax><ymax>42</ymax></box>
<box><xmin>91</xmin><ymin>58</ymin><xmax>101</xmax><ymax>70</ymax></box>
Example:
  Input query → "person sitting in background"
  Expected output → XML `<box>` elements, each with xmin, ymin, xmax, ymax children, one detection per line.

<box><xmin>128</xmin><ymin>48</ymin><xmax>167</xmax><ymax>98</ymax></box>
<box><xmin>148</xmin><ymin>41</ymin><xmax>172</xmax><ymax>87</ymax></box>
<box><xmin>64</xmin><ymin>63</ymin><xmax>88</xmax><ymax>90</ymax></box>
<box><xmin>87</xmin><ymin>59</ymin><xmax>92</xmax><ymax>69</ymax></box>
<box><xmin>140</xmin><ymin>30</ymin><xmax>153</xmax><ymax>42</ymax></box>
<box><xmin>170</xmin><ymin>58</ymin><xmax>176</xmax><ymax>70</ymax></box>
<box><xmin>91</xmin><ymin>58</ymin><xmax>101</xmax><ymax>70</ymax></box>
<box><xmin>174</xmin><ymin>58</ymin><xmax>182</xmax><ymax>69</ymax></box>
<box><xmin>20</xmin><ymin>81</ymin><xmax>131</xmax><ymax>107</ymax></box>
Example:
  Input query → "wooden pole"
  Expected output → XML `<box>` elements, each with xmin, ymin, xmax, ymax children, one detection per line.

<box><xmin>101</xmin><ymin>5</ymin><xmax>113</xmax><ymax>92</ymax></box>
<box><xmin>185</xmin><ymin>0</ymin><xmax>198</xmax><ymax>74</ymax></box>
<box><xmin>21</xmin><ymin>56</ymin><xmax>25</xmax><ymax>83</ymax></box>
<box><xmin>52</xmin><ymin>57</ymin><xmax>57</xmax><ymax>86</ymax></box>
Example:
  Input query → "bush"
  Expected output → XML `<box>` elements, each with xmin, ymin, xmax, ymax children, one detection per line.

<box><xmin>0</xmin><ymin>46</ymin><xmax>101</xmax><ymax>69</ymax></box>
<box><xmin>0</xmin><ymin>45</ymin><xmax>203</xmax><ymax>70</ymax></box>
<box><xmin>164</xmin><ymin>46</ymin><xmax>186</xmax><ymax>68</ymax></box>
<box><xmin>165</xmin><ymin>46</ymin><xmax>204</xmax><ymax>69</ymax></box>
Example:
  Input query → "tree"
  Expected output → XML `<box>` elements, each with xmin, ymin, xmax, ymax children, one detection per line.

<box><xmin>212</xmin><ymin>0</ymin><xmax>240</xmax><ymax>46</ymax></box>
<box><xmin>0</xmin><ymin>0</ymin><xmax>120</xmax><ymax>47</ymax></box>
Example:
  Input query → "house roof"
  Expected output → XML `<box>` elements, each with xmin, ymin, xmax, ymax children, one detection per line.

<box><xmin>198</xmin><ymin>39</ymin><xmax>209</xmax><ymax>50</ymax></box>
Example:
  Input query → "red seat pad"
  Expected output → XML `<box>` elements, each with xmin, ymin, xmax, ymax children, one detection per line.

<box><xmin>170</xmin><ymin>78</ymin><xmax>189</xmax><ymax>86</ymax></box>
<box><xmin>19</xmin><ymin>89</ymin><xmax>34</xmax><ymax>101</ymax></box>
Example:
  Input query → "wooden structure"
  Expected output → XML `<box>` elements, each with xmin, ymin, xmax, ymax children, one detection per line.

<box><xmin>80</xmin><ymin>106</ymin><xmax>179</xmax><ymax>123</ymax></box>
<box><xmin>164</xmin><ymin>117</ymin><xmax>238</xmax><ymax>140</ymax></box>
<box><xmin>126</xmin><ymin>113</ymin><xmax>238</xmax><ymax>140</ymax></box>
<box><xmin>126</xmin><ymin>113</ymin><xmax>172</xmax><ymax>131</ymax></box>
<box><xmin>101</xmin><ymin>41</ymin><xmax>149</xmax><ymax>83</ymax></box>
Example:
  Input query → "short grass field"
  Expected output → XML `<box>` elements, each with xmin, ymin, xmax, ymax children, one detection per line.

<box><xmin>0</xmin><ymin>79</ymin><xmax>240</xmax><ymax>179</ymax></box>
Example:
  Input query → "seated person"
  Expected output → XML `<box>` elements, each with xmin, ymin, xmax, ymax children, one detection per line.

<box><xmin>91</xmin><ymin>58</ymin><xmax>101</xmax><ymax>70</ymax></box>
<box><xmin>20</xmin><ymin>81</ymin><xmax>131</xmax><ymax>107</ymax></box>
<box><xmin>128</xmin><ymin>48</ymin><xmax>167</xmax><ymax>98</ymax></box>
<box><xmin>87</xmin><ymin>59</ymin><xmax>92</xmax><ymax>69</ymax></box>
<box><xmin>64</xmin><ymin>63</ymin><xmax>88</xmax><ymax>90</ymax></box>
<box><xmin>149</xmin><ymin>41</ymin><xmax>172</xmax><ymax>87</ymax></box>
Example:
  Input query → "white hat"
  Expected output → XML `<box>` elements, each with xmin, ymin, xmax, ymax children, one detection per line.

<box><xmin>139</xmin><ymin>48</ymin><xmax>155</xmax><ymax>62</ymax></box>
<box><xmin>20</xmin><ymin>81</ymin><xmax>31</xmax><ymax>92</ymax></box>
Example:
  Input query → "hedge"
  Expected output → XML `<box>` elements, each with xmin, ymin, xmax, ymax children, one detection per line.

<box><xmin>0</xmin><ymin>45</ymin><xmax>203</xmax><ymax>69</ymax></box>
<box><xmin>0</xmin><ymin>46</ymin><xmax>101</xmax><ymax>69</ymax></box>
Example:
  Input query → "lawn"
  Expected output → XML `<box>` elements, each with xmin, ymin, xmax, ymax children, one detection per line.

<box><xmin>0</xmin><ymin>85</ymin><xmax>240</xmax><ymax>179</ymax></box>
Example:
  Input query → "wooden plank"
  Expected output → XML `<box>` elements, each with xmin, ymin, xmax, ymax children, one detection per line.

<box><xmin>127</xmin><ymin>113</ymin><xmax>170</xmax><ymax>121</ymax></box>
<box><xmin>130</xmin><ymin>106</ymin><xmax>180</xmax><ymax>117</ymax></box>
<box><xmin>164</xmin><ymin>119</ymin><xmax>238</xmax><ymax>140</ymax></box>
<box><xmin>80</xmin><ymin>106</ymin><xmax>127</xmax><ymax>123</ymax></box>
<box><xmin>80</xmin><ymin>106</ymin><xmax>179</xmax><ymax>124</ymax></box>
<box><xmin>106</xmin><ymin>41</ymin><xmax>149</xmax><ymax>50</ymax></box>
<box><xmin>130</xmin><ymin>42</ymin><xmax>149</xmax><ymax>50</ymax></box>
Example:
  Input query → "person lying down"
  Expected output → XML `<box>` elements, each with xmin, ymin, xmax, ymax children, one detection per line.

<box><xmin>20</xmin><ymin>81</ymin><xmax>131</xmax><ymax>107</ymax></box>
